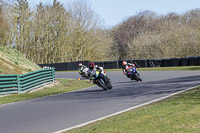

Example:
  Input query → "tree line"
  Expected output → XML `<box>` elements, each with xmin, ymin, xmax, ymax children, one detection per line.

<box><xmin>110</xmin><ymin>10</ymin><xmax>200</xmax><ymax>60</ymax></box>
<box><xmin>0</xmin><ymin>0</ymin><xmax>112</xmax><ymax>64</ymax></box>
<box><xmin>0</xmin><ymin>0</ymin><xmax>200</xmax><ymax>64</ymax></box>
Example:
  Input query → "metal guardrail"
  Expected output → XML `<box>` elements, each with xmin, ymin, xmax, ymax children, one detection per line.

<box><xmin>0</xmin><ymin>68</ymin><xmax>55</xmax><ymax>95</ymax></box>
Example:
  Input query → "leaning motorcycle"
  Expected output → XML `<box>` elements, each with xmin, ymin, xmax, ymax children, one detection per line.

<box><xmin>91</xmin><ymin>69</ymin><xmax>112</xmax><ymax>90</ymax></box>
<box><xmin>79</xmin><ymin>67</ymin><xmax>89</xmax><ymax>79</ymax></box>
<box><xmin>127</xmin><ymin>67</ymin><xmax>142</xmax><ymax>81</ymax></box>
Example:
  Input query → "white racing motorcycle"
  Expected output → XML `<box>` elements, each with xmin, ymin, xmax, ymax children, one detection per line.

<box><xmin>79</xmin><ymin>67</ymin><xmax>89</xmax><ymax>79</ymax></box>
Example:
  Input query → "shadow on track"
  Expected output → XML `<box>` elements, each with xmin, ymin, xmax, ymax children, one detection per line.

<box><xmin>112</xmin><ymin>80</ymin><xmax>139</xmax><ymax>84</ymax></box>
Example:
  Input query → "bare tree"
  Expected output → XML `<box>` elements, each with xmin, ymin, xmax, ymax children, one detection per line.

<box><xmin>0</xmin><ymin>6</ymin><xmax>8</xmax><ymax>46</ymax></box>
<box><xmin>112</xmin><ymin>11</ymin><xmax>157</xmax><ymax>60</ymax></box>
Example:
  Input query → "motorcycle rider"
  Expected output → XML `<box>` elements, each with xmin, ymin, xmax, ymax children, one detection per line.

<box><xmin>88</xmin><ymin>63</ymin><xmax>106</xmax><ymax>77</ymax></box>
<box><xmin>122</xmin><ymin>61</ymin><xmax>139</xmax><ymax>77</ymax></box>
<box><xmin>122</xmin><ymin>61</ymin><xmax>128</xmax><ymax>75</ymax></box>
<box><xmin>88</xmin><ymin>62</ymin><xmax>103</xmax><ymax>80</ymax></box>
<box><xmin>78</xmin><ymin>63</ymin><xmax>89</xmax><ymax>78</ymax></box>
<box><xmin>88</xmin><ymin>62</ymin><xmax>100</xmax><ymax>83</ymax></box>
<box><xmin>94</xmin><ymin>65</ymin><xmax>106</xmax><ymax>76</ymax></box>
<box><xmin>88</xmin><ymin>62</ymin><xmax>112</xmax><ymax>89</ymax></box>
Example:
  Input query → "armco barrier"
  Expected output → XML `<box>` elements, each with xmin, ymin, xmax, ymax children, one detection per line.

<box><xmin>0</xmin><ymin>75</ymin><xmax>18</xmax><ymax>94</ymax></box>
<box><xmin>0</xmin><ymin>68</ymin><xmax>55</xmax><ymax>95</ymax></box>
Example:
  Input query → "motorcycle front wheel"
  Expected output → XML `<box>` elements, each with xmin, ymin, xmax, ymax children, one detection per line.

<box><xmin>97</xmin><ymin>79</ymin><xmax>108</xmax><ymax>90</ymax></box>
<box><xmin>135</xmin><ymin>73</ymin><xmax>142</xmax><ymax>81</ymax></box>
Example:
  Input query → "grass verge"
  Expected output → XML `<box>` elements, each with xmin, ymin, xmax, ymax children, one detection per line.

<box><xmin>67</xmin><ymin>86</ymin><xmax>200</xmax><ymax>133</ymax></box>
<box><xmin>0</xmin><ymin>79</ymin><xmax>93</xmax><ymax>105</ymax></box>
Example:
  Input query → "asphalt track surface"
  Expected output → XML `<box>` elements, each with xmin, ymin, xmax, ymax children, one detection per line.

<box><xmin>0</xmin><ymin>71</ymin><xmax>200</xmax><ymax>133</ymax></box>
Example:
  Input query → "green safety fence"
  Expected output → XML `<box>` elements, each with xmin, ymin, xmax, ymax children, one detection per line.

<box><xmin>0</xmin><ymin>68</ymin><xmax>55</xmax><ymax>95</ymax></box>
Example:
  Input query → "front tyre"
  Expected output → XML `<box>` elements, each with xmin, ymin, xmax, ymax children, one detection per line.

<box><xmin>108</xmin><ymin>81</ymin><xmax>112</xmax><ymax>89</ymax></box>
<box><xmin>135</xmin><ymin>73</ymin><xmax>142</xmax><ymax>82</ymax></box>
<box><xmin>97</xmin><ymin>79</ymin><xmax>108</xmax><ymax>90</ymax></box>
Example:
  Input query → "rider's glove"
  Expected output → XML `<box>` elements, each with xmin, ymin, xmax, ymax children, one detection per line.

<box><xmin>90</xmin><ymin>77</ymin><xmax>95</xmax><ymax>80</ymax></box>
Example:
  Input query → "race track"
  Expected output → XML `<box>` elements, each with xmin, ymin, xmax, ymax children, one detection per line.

<box><xmin>0</xmin><ymin>71</ymin><xmax>199</xmax><ymax>133</ymax></box>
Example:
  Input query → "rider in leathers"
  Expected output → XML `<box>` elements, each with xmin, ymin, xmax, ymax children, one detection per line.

<box><xmin>122</xmin><ymin>61</ymin><xmax>139</xmax><ymax>77</ymax></box>
<box><xmin>87</xmin><ymin>62</ymin><xmax>111</xmax><ymax>88</ymax></box>
<box><xmin>78</xmin><ymin>63</ymin><xmax>88</xmax><ymax>78</ymax></box>
<box><xmin>88</xmin><ymin>62</ymin><xmax>104</xmax><ymax>81</ymax></box>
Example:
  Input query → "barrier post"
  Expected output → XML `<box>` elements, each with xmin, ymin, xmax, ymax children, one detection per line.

<box><xmin>17</xmin><ymin>75</ymin><xmax>21</xmax><ymax>93</ymax></box>
<box><xmin>52</xmin><ymin>68</ymin><xmax>56</xmax><ymax>83</ymax></box>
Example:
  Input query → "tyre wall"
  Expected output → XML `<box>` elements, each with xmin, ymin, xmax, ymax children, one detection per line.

<box><xmin>38</xmin><ymin>56</ymin><xmax>200</xmax><ymax>71</ymax></box>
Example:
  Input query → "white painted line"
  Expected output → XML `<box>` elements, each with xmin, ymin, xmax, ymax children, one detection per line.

<box><xmin>54</xmin><ymin>85</ymin><xmax>199</xmax><ymax>133</ymax></box>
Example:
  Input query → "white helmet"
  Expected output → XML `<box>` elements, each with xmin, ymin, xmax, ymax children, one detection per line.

<box><xmin>78</xmin><ymin>63</ymin><xmax>83</xmax><ymax>67</ymax></box>
<box><xmin>122</xmin><ymin>61</ymin><xmax>127</xmax><ymax>66</ymax></box>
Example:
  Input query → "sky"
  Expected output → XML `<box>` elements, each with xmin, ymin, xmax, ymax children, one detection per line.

<box><xmin>27</xmin><ymin>0</ymin><xmax>200</xmax><ymax>28</ymax></box>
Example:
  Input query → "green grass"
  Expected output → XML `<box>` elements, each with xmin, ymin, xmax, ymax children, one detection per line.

<box><xmin>0</xmin><ymin>46</ymin><xmax>37</xmax><ymax>68</ymax></box>
<box><xmin>0</xmin><ymin>79</ymin><xmax>93</xmax><ymax>105</ymax></box>
<box><xmin>67</xmin><ymin>87</ymin><xmax>200</xmax><ymax>133</ymax></box>
<box><xmin>0</xmin><ymin>46</ymin><xmax>41</xmax><ymax>75</ymax></box>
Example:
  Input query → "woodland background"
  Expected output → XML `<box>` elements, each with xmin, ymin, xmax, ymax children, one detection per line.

<box><xmin>0</xmin><ymin>0</ymin><xmax>200</xmax><ymax>64</ymax></box>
